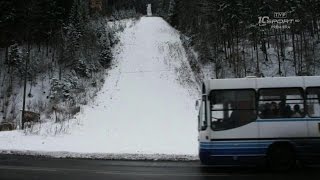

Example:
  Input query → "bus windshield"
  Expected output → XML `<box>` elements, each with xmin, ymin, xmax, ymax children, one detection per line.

<box><xmin>209</xmin><ymin>89</ymin><xmax>256</xmax><ymax>131</ymax></box>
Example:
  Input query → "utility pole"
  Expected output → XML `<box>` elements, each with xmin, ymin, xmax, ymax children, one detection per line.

<box><xmin>21</xmin><ymin>1</ymin><xmax>32</xmax><ymax>130</ymax></box>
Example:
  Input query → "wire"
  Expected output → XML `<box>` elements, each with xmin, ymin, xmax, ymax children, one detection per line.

<box><xmin>121</xmin><ymin>69</ymin><xmax>174</xmax><ymax>74</ymax></box>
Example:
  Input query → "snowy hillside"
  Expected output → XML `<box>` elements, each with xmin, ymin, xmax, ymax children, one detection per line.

<box><xmin>0</xmin><ymin>17</ymin><xmax>200</xmax><ymax>157</ymax></box>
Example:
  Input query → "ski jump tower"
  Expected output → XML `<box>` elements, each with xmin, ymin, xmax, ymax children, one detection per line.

<box><xmin>147</xmin><ymin>4</ymin><xmax>152</xmax><ymax>16</ymax></box>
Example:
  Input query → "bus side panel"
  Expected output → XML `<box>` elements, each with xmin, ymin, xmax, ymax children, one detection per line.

<box><xmin>258</xmin><ymin>119</ymin><xmax>320</xmax><ymax>165</ymax></box>
<box><xmin>199</xmin><ymin>140</ymin><xmax>268</xmax><ymax>166</ymax></box>
<box><xmin>199</xmin><ymin>122</ymin><xmax>261</xmax><ymax>165</ymax></box>
<box><xmin>259</xmin><ymin>120</ymin><xmax>309</xmax><ymax>163</ymax></box>
<box><xmin>210</xmin><ymin>122</ymin><xmax>259</xmax><ymax>140</ymax></box>
<box><xmin>258</xmin><ymin>120</ymin><xmax>308</xmax><ymax>138</ymax></box>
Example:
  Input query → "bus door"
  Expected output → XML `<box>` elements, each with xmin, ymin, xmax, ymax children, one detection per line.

<box><xmin>198</xmin><ymin>96</ymin><xmax>209</xmax><ymax>142</ymax></box>
<box><xmin>302</xmin><ymin>87</ymin><xmax>320</xmax><ymax>163</ymax></box>
<box><xmin>306</xmin><ymin>87</ymin><xmax>320</xmax><ymax>137</ymax></box>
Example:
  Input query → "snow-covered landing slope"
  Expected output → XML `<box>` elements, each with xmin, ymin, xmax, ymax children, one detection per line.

<box><xmin>0</xmin><ymin>17</ymin><xmax>199</xmax><ymax>157</ymax></box>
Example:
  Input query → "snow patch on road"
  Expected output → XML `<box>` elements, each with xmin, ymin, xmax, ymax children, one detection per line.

<box><xmin>0</xmin><ymin>149</ymin><xmax>198</xmax><ymax>161</ymax></box>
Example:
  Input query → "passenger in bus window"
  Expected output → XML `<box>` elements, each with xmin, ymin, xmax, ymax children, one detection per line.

<box><xmin>270</xmin><ymin>102</ymin><xmax>279</xmax><ymax>117</ymax></box>
<box><xmin>278</xmin><ymin>102</ymin><xmax>285</xmax><ymax>116</ymax></box>
<box><xmin>291</xmin><ymin>104</ymin><xmax>302</xmax><ymax>118</ymax></box>
<box><xmin>278</xmin><ymin>102</ymin><xmax>290</xmax><ymax>117</ymax></box>
<box><xmin>261</xmin><ymin>103</ymin><xmax>272</xmax><ymax>118</ymax></box>
<box><xmin>283</xmin><ymin>105</ymin><xmax>293</xmax><ymax>118</ymax></box>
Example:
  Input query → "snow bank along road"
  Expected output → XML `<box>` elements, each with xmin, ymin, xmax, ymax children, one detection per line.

<box><xmin>0</xmin><ymin>17</ymin><xmax>200</xmax><ymax>158</ymax></box>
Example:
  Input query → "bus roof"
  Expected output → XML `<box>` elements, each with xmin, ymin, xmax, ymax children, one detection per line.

<box><xmin>203</xmin><ymin>76</ymin><xmax>320</xmax><ymax>92</ymax></box>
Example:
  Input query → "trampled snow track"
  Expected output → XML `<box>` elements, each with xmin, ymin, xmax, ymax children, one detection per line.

<box><xmin>0</xmin><ymin>17</ymin><xmax>199</xmax><ymax>158</ymax></box>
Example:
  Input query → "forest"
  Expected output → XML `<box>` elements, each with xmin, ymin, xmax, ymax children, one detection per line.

<box><xmin>169</xmin><ymin>0</ymin><xmax>320</xmax><ymax>78</ymax></box>
<box><xmin>0</xmin><ymin>0</ymin><xmax>124</xmax><ymax>129</ymax></box>
<box><xmin>1</xmin><ymin>0</ymin><xmax>320</xmax><ymax>130</ymax></box>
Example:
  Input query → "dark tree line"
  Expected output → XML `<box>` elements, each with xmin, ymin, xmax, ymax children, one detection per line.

<box><xmin>0</xmin><ymin>0</ymin><xmax>72</xmax><ymax>47</ymax></box>
<box><xmin>106</xmin><ymin>0</ymin><xmax>173</xmax><ymax>18</ymax></box>
<box><xmin>0</xmin><ymin>0</ymin><xmax>115</xmax><ymax>125</ymax></box>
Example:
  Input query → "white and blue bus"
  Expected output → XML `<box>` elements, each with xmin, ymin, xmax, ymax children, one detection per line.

<box><xmin>197</xmin><ymin>76</ymin><xmax>320</xmax><ymax>170</ymax></box>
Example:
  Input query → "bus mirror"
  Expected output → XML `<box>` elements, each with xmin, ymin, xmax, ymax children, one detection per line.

<box><xmin>195</xmin><ymin>100</ymin><xmax>200</xmax><ymax>110</ymax></box>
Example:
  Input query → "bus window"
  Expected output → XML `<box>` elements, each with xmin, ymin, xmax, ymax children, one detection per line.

<box><xmin>258</xmin><ymin>88</ymin><xmax>304</xmax><ymax>119</ymax></box>
<box><xmin>209</xmin><ymin>89</ymin><xmax>256</xmax><ymax>131</ymax></box>
<box><xmin>306</xmin><ymin>87</ymin><xmax>320</xmax><ymax>117</ymax></box>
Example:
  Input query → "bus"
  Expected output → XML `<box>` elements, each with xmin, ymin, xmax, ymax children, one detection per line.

<box><xmin>196</xmin><ymin>76</ymin><xmax>320</xmax><ymax>170</ymax></box>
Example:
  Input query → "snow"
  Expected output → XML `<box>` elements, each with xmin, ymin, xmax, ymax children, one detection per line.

<box><xmin>0</xmin><ymin>17</ymin><xmax>200</xmax><ymax>159</ymax></box>
<box><xmin>0</xmin><ymin>149</ymin><xmax>198</xmax><ymax>161</ymax></box>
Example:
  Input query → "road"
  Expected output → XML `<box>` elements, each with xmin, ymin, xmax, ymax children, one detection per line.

<box><xmin>0</xmin><ymin>154</ymin><xmax>319</xmax><ymax>180</ymax></box>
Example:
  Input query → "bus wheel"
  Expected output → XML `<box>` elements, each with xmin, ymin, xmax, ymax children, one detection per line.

<box><xmin>267</xmin><ymin>144</ymin><xmax>295</xmax><ymax>171</ymax></box>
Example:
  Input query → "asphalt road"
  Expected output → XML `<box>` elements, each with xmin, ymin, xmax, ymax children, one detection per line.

<box><xmin>0</xmin><ymin>154</ymin><xmax>319</xmax><ymax>180</ymax></box>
